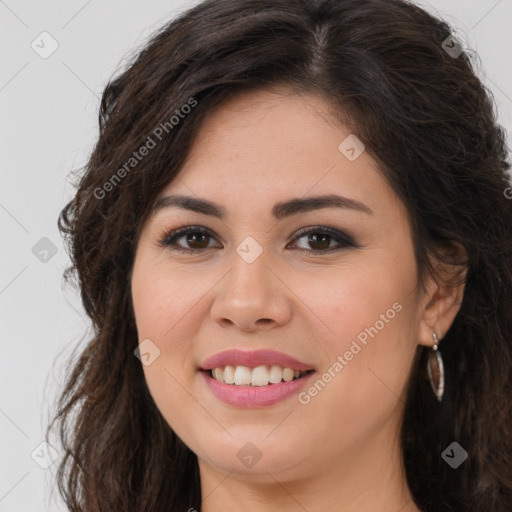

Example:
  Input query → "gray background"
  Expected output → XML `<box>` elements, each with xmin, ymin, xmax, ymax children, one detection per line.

<box><xmin>1</xmin><ymin>1</ymin><xmax>511</xmax><ymax>510</ymax></box>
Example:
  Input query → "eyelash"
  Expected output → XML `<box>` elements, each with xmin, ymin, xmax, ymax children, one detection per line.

<box><xmin>158</xmin><ymin>225</ymin><xmax>358</xmax><ymax>255</ymax></box>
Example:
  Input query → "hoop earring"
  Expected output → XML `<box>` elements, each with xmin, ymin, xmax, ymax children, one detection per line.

<box><xmin>427</xmin><ymin>332</ymin><xmax>445</xmax><ymax>402</ymax></box>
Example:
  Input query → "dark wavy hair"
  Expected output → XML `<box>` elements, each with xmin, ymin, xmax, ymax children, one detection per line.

<box><xmin>46</xmin><ymin>0</ymin><xmax>512</xmax><ymax>510</ymax></box>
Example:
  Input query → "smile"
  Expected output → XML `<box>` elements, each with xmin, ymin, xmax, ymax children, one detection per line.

<box><xmin>200</xmin><ymin>369</ymin><xmax>316</xmax><ymax>407</ymax></box>
<box><xmin>208</xmin><ymin>364</ymin><xmax>314</xmax><ymax>386</ymax></box>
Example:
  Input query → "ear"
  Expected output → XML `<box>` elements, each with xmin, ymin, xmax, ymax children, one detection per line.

<box><xmin>417</xmin><ymin>243</ymin><xmax>467</xmax><ymax>347</ymax></box>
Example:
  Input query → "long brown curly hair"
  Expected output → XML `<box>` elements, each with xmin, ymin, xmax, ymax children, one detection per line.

<box><xmin>46</xmin><ymin>0</ymin><xmax>512</xmax><ymax>510</ymax></box>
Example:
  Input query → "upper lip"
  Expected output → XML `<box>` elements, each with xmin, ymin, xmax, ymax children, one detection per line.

<box><xmin>200</xmin><ymin>349</ymin><xmax>316</xmax><ymax>372</ymax></box>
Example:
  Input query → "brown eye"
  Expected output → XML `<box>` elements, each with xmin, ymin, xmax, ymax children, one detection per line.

<box><xmin>160</xmin><ymin>226</ymin><xmax>220</xmax><ymax>252</ymax></box>
<box><xmin>306</xmin><ymin>233</ymin><xmax>332</xmax><ymax>251</ymax></box>
<box><xmin>289</xmin><ymin>226</ymin><xmax>356</xmax><ymax>254</ymax></box>
<box><xmin>184</xmin><ymin>232</ymin><xmax>210</xmax><ymax>249</ymax></box>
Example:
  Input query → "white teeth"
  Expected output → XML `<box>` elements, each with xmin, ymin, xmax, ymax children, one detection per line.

<box><xmin>251</xmin><ymin>365</ymin><xmax>269</xmax><ymax>386</ymax></box>
<box><xmin>223</xmin><ymin>365</ymin><xmax>235</xmax><ymax>384</ymax></box>
<box><xmin>209</xmin><ymin>364</ymin><xmax>309</xmax><ymax>386</ymax></box>
<box><xmin>282</xmin><ymin>368</ymin><xmax>294</xmax><ymax>382</ymax></box>
<box><xmin>268</xmin><ymin>365</ymin><xmax>283</xmax><ymax>383</ymax></box>
<box><xmin>234</xmin><ymin>366</ymin><xmax>252</xmax><ymax>385</ymax></box>
<box><xmin>212</xmin><ymin>367</ymin><xmax>224</xmax><ymax>383</ymax></box>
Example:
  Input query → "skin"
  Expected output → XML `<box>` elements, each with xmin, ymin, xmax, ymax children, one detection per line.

<box><xmin>131</xmin><ymin>87</ymin><xmax>465</xmax><ymax>512</ymax></box>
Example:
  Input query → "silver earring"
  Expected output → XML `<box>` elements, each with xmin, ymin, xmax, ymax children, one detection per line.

<box><xmin>427</xmin><ymin>332</ymin><xmax>445</xmax><ymax>402</ymax></box>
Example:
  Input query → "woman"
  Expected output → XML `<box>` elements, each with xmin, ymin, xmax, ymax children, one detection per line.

<box><xmin>47</xmin><ymin>0</ymin><xmax>512</xmax><ymax>511</ymax></box>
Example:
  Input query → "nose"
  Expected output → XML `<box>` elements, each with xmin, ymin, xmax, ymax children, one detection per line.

<box><xmin>210</xmin><ymin>249</ymin><xmax>293</xmax><ymax>333</ymax></box>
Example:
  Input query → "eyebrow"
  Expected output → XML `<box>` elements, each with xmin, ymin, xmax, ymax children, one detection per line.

<box><xmin>151</xmin><ymin>193</ymin><xmax>374</xmax><ymax>219</ymax></box>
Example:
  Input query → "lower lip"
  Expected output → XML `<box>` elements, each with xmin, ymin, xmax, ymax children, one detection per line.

<box><xmin>200</xmin><ymin>370</ymin><xmax>316</xmax><ymax>407</ymax></box>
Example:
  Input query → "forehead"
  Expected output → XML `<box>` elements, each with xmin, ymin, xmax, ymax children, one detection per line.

<box><xmin>163</xmin><ymin>89</ymin><xmax>381</xmax><ymax>195</ymax></box>
<box><xmin>186</xmin><ymin>87</ymin><xmax>344</xmax><ymax>159</ymax></box>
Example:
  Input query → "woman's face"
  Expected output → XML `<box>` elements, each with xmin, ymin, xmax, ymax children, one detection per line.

<box><xmin>131</xmin><ymin>88</ymin><xmax>429</xmax><ymax>483</ymax></box>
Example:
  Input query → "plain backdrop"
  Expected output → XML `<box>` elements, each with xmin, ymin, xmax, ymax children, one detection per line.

<box><xmin>1</xmin><ymin>1</ymin><xmax>511</xmax><ymax>510</ymax></box>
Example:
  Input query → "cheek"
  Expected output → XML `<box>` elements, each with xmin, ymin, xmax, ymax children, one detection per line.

<box><xmin>130</xmin><ymin>256</ymin><xmax>220</xmax><ymax>412</ymax></box>
<box><xmin>297</xmin><ymin>252</ymin><xmax>420</xmax><ymax>405</ymax></box>
<box><xmin>131</xmin><ymin>256</ymin><xmax>208</xmax><ymax>342</ymax></box>
<box><xmin>130</xmin><ymin>259</ymin><xmax>205</xmax><ymax>428</ymax></box>
<box><xmin>304</xmin><ymin>253</ymin><xmax>417</xmax><ymax>344</ymax></box>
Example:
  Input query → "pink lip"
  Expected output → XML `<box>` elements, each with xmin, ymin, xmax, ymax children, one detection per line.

<box><xmin>200</xmin><ymin>349</ymin><xmax>315</xmax><ymax>371</ymax></box>
<box><xmin>200</xmin><ymin>370</ymin><xmax>316</xmax><ymax>407</ymax></box>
